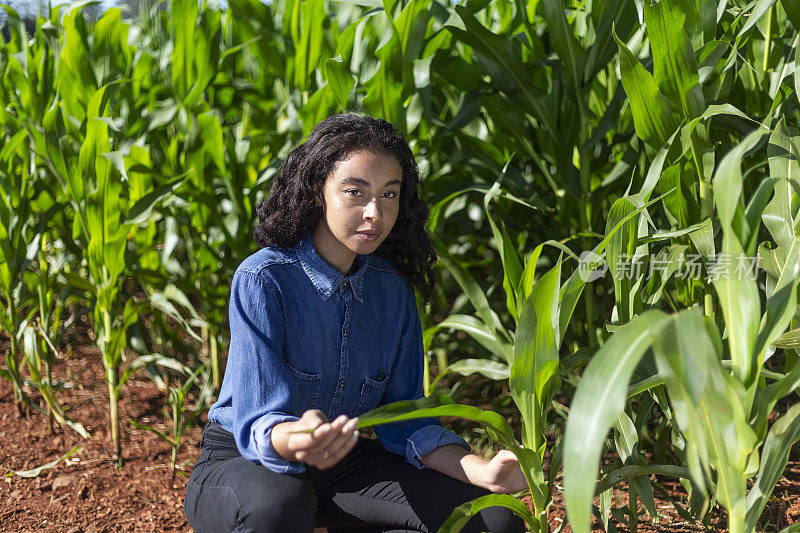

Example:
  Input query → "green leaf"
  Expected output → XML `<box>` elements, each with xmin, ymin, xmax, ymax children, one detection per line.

<box><xmin>564</xmin><ymin>310</ymin><xmax>672</xmax><ymax>533</ymax></box>
<box><xmin>439</xmin><ymin>493</ymin><xmax>539</xmax><ymax>532</ymax></box>
<box><xmin>713</xmin><ymin>128</ymin><xmax>770</xmax><ymax>385</ymax></box>
<box><xmin>126</xmin><ymin>174</ymin><xmax>187</xmax><ymax>225</ymax></box>
<box><xmin>324</xmin><ymin>55</ymin><xmax>356</xmax><ymax>108</ymax></box>
<box><xmin>614</xmin><ymin>29</ymin><xmax>678</xmax><ymax>147</ymax></box>
<box><xmin>585</xmin><ymin>0</ymin><xmax>637</xmax><ymax>80</ymax></box>
<box><xmin>436</xmin><ymin>241</ymin><xmax>508</xmax><ymax>341</ymax></box>
<box><xmin>773</xmin><ymin>328</ymin><xmax>800</xmax><ymax>349</ymax></box>
<box><xmin>119</xmin><ymin>353</ymin><xmax>192</xmax><ymax>388</ymax></box>
<box><xmin>447</xmin><ymin>6</ymin><xmax>554</xmax><ymax>134</ymax></box>
<box><xmin>746</xmin><ymin>402</ymin><xmax>800</xmax><ymax>529</ymax></box>
<box><xmin>605</xmin><ymin>197</ymin><xmax>640</xmax><ymax>323</ymax></box>
<box><xmin>198</xmin><ymin>112</ymin><xmax>226</xmax><ymax>175</ymax></box>
<box><xmin>391</xmin><ymin>0</ymin><xmax>429</xmax><ymax>63</ymax></box>
<box><xmin>294</xmin><ymin>0</ymin><xmax>326</xmax><ymax>90</ymax></box>
<box><xmin>764</xmin><ymin>119</ymin><xmax>800</xmax><ymax>250</ymax></box>
<box><xmin>518</xmin><ymin>243</ymin><xmax>545</xmax><ymax>302</ymax></box>
<box><xmin>511</xmin><ymin>260</ymin><xmax>562</xmax><ymax>454</ymax></box>
<box><xmin>594</xmin><ymin>464</ymin><xmax>691</xmax><ymax>495</ymax></box>
<box><xmin>539</xmin><ymin>0</ymin><xmax>586</xmax><ymax>90</ymax></box>
<box><xmin>358</xmin><ymin>395</ymin><xmax>517</xmax><ymax>448</ymax></box>
<box><xmin>739</xmin><ymin>0</ymin><xmax>780</xmax><ymax>36</ymax></box>
<box><xmin>437</xmin><ymin>314</ymin><xmax>513</xmax><ymax>363</ymax></box>
<box><xmin>435</xmin><ymin>358</ymin><xmax>511</xmax><ymax>385</ymax></box>
<box><xmin>643</xmin><ymin>0</ymin><xmax>705</xmax><ymax>120</ymax></box>
<box><xmin>129</xmin><ymin>419</ymin><xmax>174</xmax><ymax>445</ymax></box>
<box><xmin>754</xmin><ymin>238</ymin><xmax>800</xmax><ymax>361</ymax></box>
<box><xmin>361</xmin><ymin>59</ymin><xmax>405</xmax><ymax>127</ymax></box>
<box><xmin>651</xmin><ymin>310</ymin><xmax>751</xmax><ymax>518</ymax></box>
<box><xmin>171</xmin><ymin>0</ymin><xmax>199</xmax><ymax>100</ymax></box>
<box><xmin>6</xmin><ymin>445</ymin><xmax>83</xmax><ymax>478</ymax></box>
<box><xmin>783</xmin><ymin>0</ymin><xmax>800</xmax><ymax>31</ymax></box>
<box><xmin>484</xmin><ymin>177</ymin><xmax>524</xmax><ymax>320</ymax></box>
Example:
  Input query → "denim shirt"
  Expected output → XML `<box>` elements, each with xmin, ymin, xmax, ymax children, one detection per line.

<box><xmin>208</xmin><ymin>232</ymin><xmax>469</xmax><ymax>474</ymax></box>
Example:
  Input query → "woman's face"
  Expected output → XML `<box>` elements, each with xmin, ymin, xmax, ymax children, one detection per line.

<box><xmin>311</xmin><ymin>150</ymin><xmax>403</xmax><ymax>273</ymax></box>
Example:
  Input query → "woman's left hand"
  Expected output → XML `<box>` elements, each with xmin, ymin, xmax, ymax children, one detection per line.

<box><xmin>480</xmin><ymin>450</ymin><xmax>528</xmax><ymax>494</ymax></box>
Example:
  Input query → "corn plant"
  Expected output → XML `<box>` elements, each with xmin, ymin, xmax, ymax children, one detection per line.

<box><xmin>0</xmin><ymin>6</ymin><xmax>40</xmax><ymax>414</ymax></box>
<box><xmin>564</xmin><ymin>118</ymin><xmax>800</xmax><ymax>533</ymax></box>
<box><xmin>350</xmin><ymin>192</ymin><xmax>669</xmax><ymax>532</ymax></box>
<box><xmin>19</xmin><ymin>235</ymin><xmax>90</xmax><ymax>437</ymax></box>
<box><xmin>130</xmin><ymin>364</ymin><xmax>212</xmax><ymax>476</ymax></box>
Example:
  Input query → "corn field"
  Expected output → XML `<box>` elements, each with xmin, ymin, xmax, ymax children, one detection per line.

<box><xmin>1</xmin><ymin>0</ymin><xmax>799</xmax><ymax>531</ymax></box>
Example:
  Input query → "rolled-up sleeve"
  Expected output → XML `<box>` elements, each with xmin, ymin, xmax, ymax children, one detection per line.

<box><xmin>226</xmin><ymin>271</ymin><xmax>305</xmax><ymax>474</ymax></box>
<box><xmin>373</xmin><ymin>289</ymin><xmax>470</xmax><ymax>468</ymax></box>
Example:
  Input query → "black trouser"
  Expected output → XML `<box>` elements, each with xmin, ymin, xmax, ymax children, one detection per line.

<box><xmin>184</xmin><ymin>422</ymin><xmax>525</xmax><ymax>533</ymax></box>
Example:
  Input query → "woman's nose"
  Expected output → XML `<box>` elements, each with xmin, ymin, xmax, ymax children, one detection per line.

<box><xmin>363</xmin><ymin>198</ymin><xmax>382</xmax><ymax>221</ymax></box>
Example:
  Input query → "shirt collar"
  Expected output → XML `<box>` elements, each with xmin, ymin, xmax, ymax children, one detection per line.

<box><xmin>295</xmin><ymin>232</ymin><xmax>368</xmax><ymax>303</ymax></box>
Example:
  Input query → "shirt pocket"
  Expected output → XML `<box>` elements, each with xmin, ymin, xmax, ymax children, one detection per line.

<box><xmin>284</xmin><ymin>360</ymin><xmax>323</xmax><ymax>413</ymax></box>
<box><xmin>355</xmin><ymin>373</ymin><xmax>390</xmax><ymax>415</ymax></box>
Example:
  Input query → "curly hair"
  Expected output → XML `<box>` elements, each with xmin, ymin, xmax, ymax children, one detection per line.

<box><xmin>254</xmin><ymin>114</ymin><xmax>436</xmax><ymax>299</ymax></box>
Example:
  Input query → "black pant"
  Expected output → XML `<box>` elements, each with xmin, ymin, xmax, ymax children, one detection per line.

<box><xmin>184</xmin><ymin>422</ymin><xmax>525</xmax><ymax>533</ymax></box>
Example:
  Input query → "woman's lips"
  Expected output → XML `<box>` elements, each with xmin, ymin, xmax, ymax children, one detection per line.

<box><xmin>356</xmin><ymin>231</ymin><xmax>380</xmax><ymax>242</ymax></box>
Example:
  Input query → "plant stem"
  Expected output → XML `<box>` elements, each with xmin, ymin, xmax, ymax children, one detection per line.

<box><xmin>763</xmin><ymin>6</ymin><xmax>772</xmax><ymax>74</ymax></box>
<box><xmin>172</xmin><ymin>401</ymin><xmax>179</xmax><ymax>472</ymax></box>
<box><xmin>210</xmin><ymin>330</ymin><xmax>220</xmax><ymax>390</ymax></box>
<box><xmin>104</xmin><ymin>310</ymin><xmax>122</xmax><ymax>467</ymax></box>
<box><xmin>728</xmin><ymin>512</ymin><xmax>745</xmax><ymax>533</ymax></box>
<box><xmin>629</xmin><ymin>482</ymin><xmax>638</xmax><ymax>532</ymax></box>
<box><xmin>7</xmin><ymin>298</ymin><xmax>24</xmax><ymax>416</ymax></box>
<box><xmin>46</xmin><ymin>358</ymin><xmax>54</xmax><ymax>434</ymax></box>
<box><xmin>536</xmin><ymin>507</ymin><xmax>548</xmax><ymax>533</ymax></box>
<box><xmin>107</xmin><ymin>365</ymin><xmax>121</xmax><ymax>467</ymax></box>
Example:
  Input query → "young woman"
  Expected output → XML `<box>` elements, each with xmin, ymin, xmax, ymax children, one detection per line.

<box><xmin>184</xmin><ymin>115</ymin><xmax>526</xmax><ymax>533</ymax></box>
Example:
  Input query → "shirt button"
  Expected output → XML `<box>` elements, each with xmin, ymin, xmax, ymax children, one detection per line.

<box><xmin>338</xmin><ymin>381</ymin><xmax>345</xmax><ymax>390</ymax></box>
<box><xmin>342</xmin><ymin>280</ymin><xmax>349</xmax><ymax>289</ymax></box>
<box><xmin>343</xmin><ymin>330</ymin><xmax>348</xmax><ymax>338</ymax></box>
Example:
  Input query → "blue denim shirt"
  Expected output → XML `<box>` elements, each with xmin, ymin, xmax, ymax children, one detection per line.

<box><xmin>208</xmin><ymin>232</ymin><xmax>469</xmax><ymax>474</ymax></box>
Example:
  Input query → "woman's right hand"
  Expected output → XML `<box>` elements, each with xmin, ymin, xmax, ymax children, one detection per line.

<box><xmin>271</xmin><ymin>410</ymin><xmax>360</xmax><ymax>469</ymax></box>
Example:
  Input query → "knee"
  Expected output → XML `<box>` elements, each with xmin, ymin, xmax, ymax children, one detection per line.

<box><xmin>237</xmin><ymin>475</ymin><xmax>317</xmax><ymax>533</ymax></box>
<box><xmin>462</xmin><ymin>505</ymin><xmax>527</xmax><ymax>533</ymax></box>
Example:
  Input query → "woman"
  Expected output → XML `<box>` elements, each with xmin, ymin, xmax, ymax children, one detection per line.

<box><xmin>184</xmin><ymin>115</ymin><xmax>526</xmax><ymax>533</ymax></box>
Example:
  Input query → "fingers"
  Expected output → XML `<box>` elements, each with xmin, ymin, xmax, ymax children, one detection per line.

<box><xmin>322</xmin><ymin>417</ymin><xmax>360</xmax><ymax>461</ymax></box>
<box><xmin>297</xmin><ymin>415</ymin><xmax>360</xmax><ymax>469</ymax></box>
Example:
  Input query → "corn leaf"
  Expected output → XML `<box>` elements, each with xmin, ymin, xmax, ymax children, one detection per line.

<box><xmin>484</xmin><ymin>178</ymin><xmax>524</xmax><ymax>320</ymax></box>
<box><xmin>764</xmin><ymin>119</ymin><xmax>800</xmax><ymax>250</ymax></box>
<box><xmin>651</xmin><ymin>310</ymin><xmax>751</xmax><ymax>521</ymax></box>
<box><xmin>435</xmin><ymin>241</ymin><xmax>508</xmax><ymax>341</ymax></box>
<box><xmin>437</xmin><ymin>314</ymin><xmax>513</xmax><ymax>363</ymax></box>
<box><xmin>5</xmin><ymin>445</ymin><xmax>83</xmax><ymax>479</ymax></box>
<box><xmin>614</xmin><ymin>30</ymin><xmax>678</xmax><ymax>147</ymax></box>
<box><xmin>324</xmin><ymin>55</ymin><xmax>356</xmax><ymax>108</ymax></box>
<box><xmin>564</xmin><ymin>310</ymin><xmax>672</xmax><ymax>533</ymax></box>
<box><xmin>539</xmin><ymin>0</ymin><xmax>585</xmax><ymax>90</ymax></box>
<box><xmin>511</xmin><ymin>260</ymin><xmax>561</xmax><ymax>452</ymax></box>
<box><xmin>357</xmin><ymin>395</ymin><xmax>517</xmax><ymax>448</ymax></box>
<box><xmin>712</xmin><ymin>128</ymin><xmax>770</xmax><ymax>386</ymax></box>
<box><xmin>773</xmin><ymin>328</ymin><xmax>800</xmax><ymax>349</ymax></box>
<box><xmin>434</xmin><ymin>359</ymin><xmax>511</xmax><ymax>386</ymax></box>
<box><xmin>746</xmin><ymin>402</ymin><xmax>800</xmax><ymax>529</ymax></box>
<box><xmin>439</xmin><ymin>493</ymin><xmax>539</xmax><ymax>532</ymax></box>
<box><xmin>643</xmin><ymin>0</ymin><xmax>705</xmax><ymax>120</ymax></box>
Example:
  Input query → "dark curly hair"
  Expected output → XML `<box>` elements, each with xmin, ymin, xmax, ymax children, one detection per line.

<box><xmin>254</xmin><ymin>114</ymin><xmax>436</xmax><ymax>299</ymax></box>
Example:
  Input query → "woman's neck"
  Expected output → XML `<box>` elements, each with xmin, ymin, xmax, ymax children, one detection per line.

<box><xmin>310</xmin><ymin>224</ymin><xmax>357</xmax><ymax>275</ymax></box>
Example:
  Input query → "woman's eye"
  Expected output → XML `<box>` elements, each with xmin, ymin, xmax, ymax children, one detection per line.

<box><xmin>383</xmin><ymin>191</ymin><xmax>398</xmax><ymax>199</ymax></box>
<box><xmin>345</xmin><ymin>189</ymin><xmax>362</xmax><ymax>196</ymax></box>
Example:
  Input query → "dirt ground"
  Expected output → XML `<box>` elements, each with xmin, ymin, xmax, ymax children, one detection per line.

<box><xmin>0</xmin><ymin>327</ymin><xmax>798</xmax><ymax>532</ymax></box>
